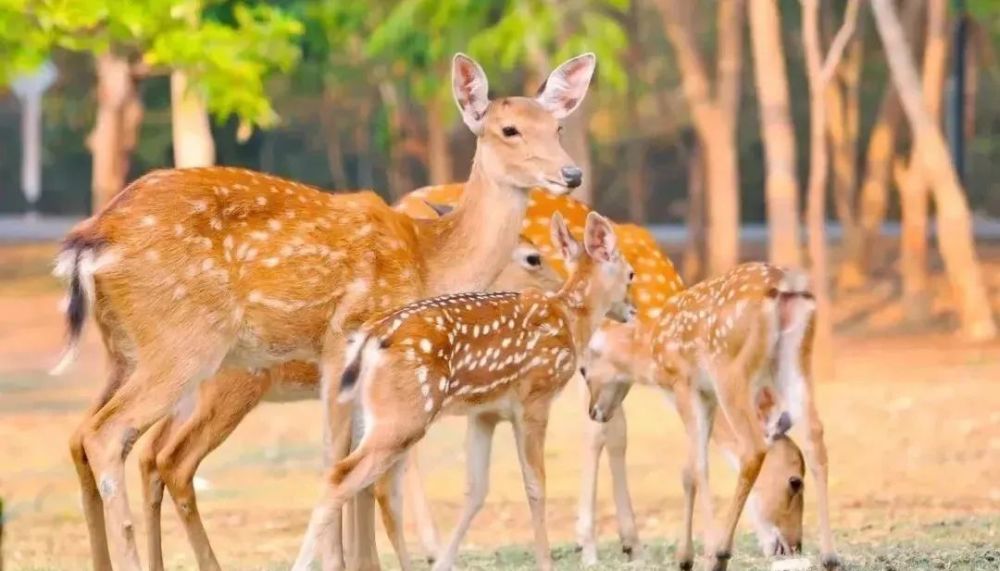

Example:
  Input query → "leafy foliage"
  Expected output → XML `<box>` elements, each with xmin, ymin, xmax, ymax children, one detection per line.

<box><xmin>0</xmin><ymin>0</ymin><xmax>302</xmax><ymax>127</ymax></box>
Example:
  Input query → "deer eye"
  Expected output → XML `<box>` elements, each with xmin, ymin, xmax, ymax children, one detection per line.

<box><xmin>525</xmin><ymin>254</ymin><xmax>542</xmax><ymax>268</ymax></box>
<box><xmin>502</xmin><ymin>126</ymin><xmax>520</xmax><ymax>138</ymax></box>
<box><xmin>628</xmin><ymin>271</ymin><xmax>635</xmax><ymax>283</ymax></box>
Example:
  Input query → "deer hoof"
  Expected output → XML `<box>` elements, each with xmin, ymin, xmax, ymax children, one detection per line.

<box><xmin>710</xmin><ymin>550</ymin><xmax>731</xmax><ymax>571</ymax></box>
<box><xmin>821</xmin><ymin>553</ymin><xmax>842</xmax><ymax>570</ymax></box>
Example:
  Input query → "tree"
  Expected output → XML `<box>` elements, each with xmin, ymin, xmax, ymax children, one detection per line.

<box><xmin>801</xmin><ymin>0</ymin><xmax>860</xmax><ymax>378</ymax></box>
<box><xmin>749</xmin><ymin>0</ymin><xmax>802</xmax><ymax>267</ymax></box>
<box><xmin>871</xmin><ymin>0</ymin><xmax>996</xmax><ymax>340</ymax></box>
<box><xmin>896</xmin><ymin>0</ymin><xmax>949</xmax><ymax>319</ymax></box>
<box><xmin>653</xmin><ymin>0</ymin><xmax>744</xmax><ymax>277</ymax></box>
<box><xmin>1</xmin><ymin>1</ymin><xmax>302</xmax><ymax>209</ymax></box>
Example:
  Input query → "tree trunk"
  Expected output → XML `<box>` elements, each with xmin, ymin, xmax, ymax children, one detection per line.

<box><xmin>354</xmin><ymin>97</ymin><xmax>375</xmax><ymax>190</ymax></box>
<box><xmin>682</xmin><ymin>140</ymin><xmax>706</xmax><ymax>283</ymax></box>
<box><xmin>717</xmin><ymin>0</ymin><xmax>744</xmax><ymax>132</ymax></box>
<box><xmin>841</xmin><ymin>0</ymin><xmax>925</xmax><ymax>287</ymax></box>
<box><xmin>378</xmin><ymin>81</ymin><xmax>412</xmax><ymax>199</ymax></box>
<box><xmin>655</xmin><ymin>0</ymin><xmax>741</xmax><ymax>276</ymax></box>
<box><xmin>320</xmin><ymin>87</ymin><xmax>349</xmax><ymax>189</ymax></box>
<box><xmin>625</xmin><ymin>1</ymin><xmax>649</xmax><ymax>222</ymax></box>
<box><xmin>749</xmin><ymin>0</ymin><xmax>802</xmax><ymax>267</ymax></box>
<box><xmin>89</xmin><ymin>53</ymin><xmax>140</xmax><ymax>210</ymax></box>
<box><xmin>426</xmin><ymin>95</ymin><xmax>454</xmax><ymax>185</ymax></box>
<box><xmin>898</xmin><ymin>0</ymin><xmax>949</xmax><ymax>317</ymax></box>
<box><xmin>801</xmin><ymin>0</ymin><xmax>859</xmax><ymax>380</ymax></box>
<box><xmin>871</xmin><ymin>0</ymin><xmax>996</xmax><ymax>340</ymax></box>
<box><xmin>170</xmin><ymin>70</ymin><xmax>215</xmax><ymax>168</ymax></box>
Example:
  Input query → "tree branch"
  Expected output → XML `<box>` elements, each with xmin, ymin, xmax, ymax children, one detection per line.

<box><xmin>820</xmin><ymin>0</ymin><xmax>861</xmax><ymax>83</ymax></box>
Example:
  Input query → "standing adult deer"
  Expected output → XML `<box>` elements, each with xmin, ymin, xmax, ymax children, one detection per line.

<box><xmin>583</xmin><ymin>263</ymin><xmax>839</xmax><ymax>570</ymax></box>
<box><xmin>399</xmin><ymin>185</ymin><xmax>811</xmax><ymax>567</ymax></box>
<box><xmin>52</xmin><ymin>52</ymin><xmax>597</xmax><ymax>571</ymax></box>
<box><xmin>129</xmin><ymin>191</ymin><xmax>560</xmax><ymax>571</ymax></box>
<box><xmin>293</xmin><ymin>212</ymin><xmax>635</xmax><ymax>571</ymax></box>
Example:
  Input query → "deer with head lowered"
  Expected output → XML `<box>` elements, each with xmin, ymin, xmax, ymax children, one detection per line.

<box><xmin>398</xmin><ymin>187</ymin><xmax>811</xmax><ymax>568</ymax></box>
<box><xmin>583</xmin><ymin>262</ymin><xmax>839</xmax><ymax>570</ymax></box>
<box><xmin>52</xmin><ymin>51</ymin><xmax>597</xmax><ymax>571</ymax></box>
<box><xmin>293</xmin><ymin>212</ymin><xmax>635</xmax><ymax>571</ymax></box>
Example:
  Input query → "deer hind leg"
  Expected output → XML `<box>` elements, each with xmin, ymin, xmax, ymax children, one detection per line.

<box><xmin>801</xmin><ymin>387</ymin><xmax>839</xmax><ymax>568</ymax></box>
<box><xmin>403</xmin><ymin>447</ymin><xmax>441</xmax><ymax>563</ymax></box>
<box><xmin>433</xmin><ymin>413</ymin><xmax>499</xmax><ymax>571</ymax></box>
<box><xmin>155</xmin><ymin>369</ymin><xmax>268</xmax><ymax>571</ymax></box>
<box><xmin>710</xmin><ymin>375</ymin><xmax>768</xmax><ymax>571</ymax></box>
<box><xmin>374</xmin><ymin>460</ymin><xmax>412</xmax><ymax>571</ymax></box>
<box><xmin>512</xmin><ymin>402</ymin><xmax>553</xmax><ymax>571</ymax></box>
<box><xmin>81</xmin><ymin>344</ymin><xmax>227</xmax><ymax>571</ymax></box>
<box><xmin>69</xmin><ymin>355</ymin><xmax>130</xmax><ymax>571</ymax></box>
<box><xmin>137</xmin><ymin>415</ymin><xmax>178</xmax><ymax>571</ymax></box>
<box><xmin>575</xmin><ymin>381</ymin><xmax>605</xmax><ymax>567</ymax></box>
<box><xmin>674</xmin><ymin>383</ymin><xmax>716</xmax><ymax>571</ymax></box>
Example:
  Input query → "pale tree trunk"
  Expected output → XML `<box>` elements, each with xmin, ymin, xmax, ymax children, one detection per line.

<box><xmin>898</xmin><ymin>0</ymin><xmax>949</xmax><ymax>319</ymax></box>
<box><xmin>682</xmin><ymin>139</ymin><xmax>706</xmax><ymax>284</ymax></box>
<box><xmin>801</xmin><ymin>0</ymin><xmax>860</xmax><ymax>380</ymax></box>
<box><xmin>426</xmin><ymin>94</ymin><xmax>454</xmax><ymax>185</ymax></box>
<box><xmin>89</xmin><ymin>53</ymin><xmax>142</xmax><ymax>210</ymax></box>
<box><xmin>871</xmin><ymin>0</ymin><xmax>996</xmax><ymax>340</ymax></box>
<box><xmin>655</xmin><ymin>0</ymin><xmax>742</xmax><ymax>276</ymax></box>
<box><xmin>625</xmin><ymin>1</ymin><xmax>648</xmax><ymax>222</ymax></box>
<box><xmin>749</xmin><ymin>0</ymin><xmax>802</xmax><ymax>267</ymax></box>
<box><xmin>319</xmin><ymin>87</ymin><xmax>349</xmax><ymax>189</ymax></box>
<box><xmin>170</xmin><ymin>70</ymin><xmax>215</xmax><ymax>168</ymax></box>
<box><xmin>841</xmin><ymin>0</ymin><xmax>925</xmax><ymax>287</ymax></box>
<box><xmin>564</xmin><ymin>105</ymin><xmax>593</xmax><ymax>204</ymax></box>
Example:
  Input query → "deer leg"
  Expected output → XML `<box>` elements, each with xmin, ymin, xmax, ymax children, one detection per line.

<box><xmin>675</xmin><ymin>384</ymin><xmax>715</xmax><ymax>571</ymax></box>
<box><xmin>69</xmin><ymin>357</ymin><xmax>129</xmax><ymax>571</ymax></box>
<box><xmin>403</xmin><ymin>448</ymin><xmax>441</xmax><ymax>562</ymax></box>
<box><xmin>802</xmin><ymin>397</ymin><xmax>839</xmax><ymax>569</ymax></box>
<box><xmin>710</xmin><ymin>383</ymin><xmax>767</xmax><ymax>571</ymax></box>
<box><xmin>156</xmin><ymin>370</ymin><xmax>268</xmax><ymax>571</ymax></box>
<box><xmin>433</xmin><ymin>414</ymin><xmax>498</xmax><ymax>571</ymax></box>
<box><xmin>81</xmin><ymin>348</ymin><xmax>225</xmax><ymax>571</ymax></box>
<box><xmin>605</xmin><ymin>407</ymin><xmax>640</xmax><ymax>561</ymax></box>
<box><xmin>512</xmin><ymin>404</ymin><xmax>553</xmax><ymax>571</ymax></box>
<box><xmin>374</xmin><ymin>461</ymin><xmax>412</xmax><ymax>571</ymax></box>
<box><xmin>138</xmin><ymin>416</ymin><xmax>176</xmax><ymax>571</ymax></box>
<box><xmin>575</xmin><ymin>390</ymin><xmax>604</xmax><ymax>567</ymax></box>
<box><xmin>295</xmin><ymin>433</ymin><xmax>414</xmax><ymax>571</ymax></box>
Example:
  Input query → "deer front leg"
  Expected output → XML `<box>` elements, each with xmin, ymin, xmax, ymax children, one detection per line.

<box><xmin>512</xmin><ymin>405</ymin><xmax>552</xmax><ymax>571</ymax></box>
<box><xmin>604</xmin><ymin>406</ymin><xmax>640</xmax><ymax>561</ymax></box>
<box><xmin>374</xmin><ymin>461</ymin><xmax>412</xmax><ymax>571</ymax></box>
<box><xmin>403</xmin><ymin>448</ymin><xmax>441</xmax><ymax>562</ymax></box>
<box><xmin>137</xmin><ymin>416</ymin><xmax>176</xmax><ymax>571</ymax></box>
<box><xmin>575</xmin><ymin>388</ymin><xmax>604</xmax><ymax>567</ymax></box>
<box><xmin>711</xmin><ymin>381</ymin><xmax>767</xmax><ymax>571</ymax></box>
<box><xmin>433</xmin><ymin>414</ymin><xmax>498</xmax><ymax>571</ymax></box>
<box><xmin>802</xmin><ymin>396</ymin><xmax>839</xmax><ymax>569</ymax></box>
<box><xmin>674</xmin><ymin>384</ymin><xmax>716</xmax><ymax>571</ymax></box>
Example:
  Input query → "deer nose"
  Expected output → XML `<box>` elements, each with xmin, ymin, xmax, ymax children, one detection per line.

<box><xmin>561</xmin><ymin>166</ymin><xmax>582</xmax><ymax>188</ymax></box>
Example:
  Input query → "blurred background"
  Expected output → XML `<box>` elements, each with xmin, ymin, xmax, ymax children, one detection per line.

<box><xmin>0</xmin><ymin>0</ymin><xmax>998</xmax><ymax>569</ymax></box>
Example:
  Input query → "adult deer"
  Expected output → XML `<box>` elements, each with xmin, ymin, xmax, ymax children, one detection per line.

<box><xmin>131</xmin><ymin>199</ymin><xmax>561</xmax><ymax>571</ymax></box>
<box><xmin>52</xmin><ymin>51</ymin><xmax>597</xmax><ymax>571</ymax></box>
<box><xmin>584</xmin><ymin>263</ymin><xmax>839</xmax><ymax>570</ymax></box>
<box><xmin>294</xmin><ymin>212</ymin><xmax>635</xmax><ymax>571</ymax></box>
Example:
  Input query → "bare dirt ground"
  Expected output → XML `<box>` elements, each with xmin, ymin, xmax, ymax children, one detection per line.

<box><xmin>0</xmin><ymin>241</ymin><xmax>998</xmax><ymax>570</ymax></box>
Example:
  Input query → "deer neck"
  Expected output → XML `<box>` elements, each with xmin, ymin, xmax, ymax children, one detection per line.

<box><xmin>418</xmin><ymin>158</ymin><xmax>527</xmax><ymax>296</ymax></box>
<box><xmin>555</xmin><ymin>272</ymin><xmax>607</xmax><ymax>356</ymax></box>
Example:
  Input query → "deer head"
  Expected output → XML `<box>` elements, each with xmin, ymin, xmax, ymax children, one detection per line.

<box><xmin>453</xmin><ymin>52</ymin><xmax>596</xmax><ymax>195</ymax></box>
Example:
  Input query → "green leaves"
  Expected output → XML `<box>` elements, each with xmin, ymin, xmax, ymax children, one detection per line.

<box><xmin>1</xmin><ymin>0</ymin><xmax>302</xmax><ymax>128</ymax></box>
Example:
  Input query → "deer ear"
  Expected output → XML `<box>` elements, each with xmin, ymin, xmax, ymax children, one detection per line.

<box><xmin>584</xmin><ymin>211</ymin><xmax>617</xmax><ymax>263</ymax></box>
<box><xmin>549</xmin><ymin>212</ymin><xmax>581</xmax><ymax>263</ymax></box>
<box><xmin>535</xmin><ymin>53</ymin><xmax>596</xmax><ymax>119</ymax></box>
<box><xmin>452</xmin><ymin>53</ymin><xmax>490</xmax><ymax>134</ymax></box>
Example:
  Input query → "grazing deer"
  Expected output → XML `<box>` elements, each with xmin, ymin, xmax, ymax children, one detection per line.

<box><xmin>399</xmin><ymin>186</ymin><xmax>811</xmax><ymax>567</ymax></box>
<box><xmin>293</xmin><ymin>212</ymin><xmax>635</xmax><ymax>571</ymax></box>
<box><xmin>129</xmin><ymin>190</ymin><xmax>561</xmax><ymax>571</ymax></box>
<box><xmin>583</xmin><ymin>263</ymin><xmax>839</xmax><ymax>570</ymax></box>
<box><xmin>52</xmin><ymin>51</ymin><xmax>597</xmax><ymax>571</ymax></box>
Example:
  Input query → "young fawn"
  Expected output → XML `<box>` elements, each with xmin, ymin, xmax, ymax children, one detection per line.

<box><xmin>583</xmin><ymin>263</ymin><xmax>839</xmax><ymax>570</ymax></box>
<box><xmin>53</xmin><ymin>51</ymin><xmax>597</xmax><ymax>571</ymax></box>
<box><xmin>293</xmin><ymin>212</ymin><xmax>635</xmax><ymax>571</ymax></box>
<box><xmin>130</xmin><ymin>199</ymin><xmax>560</xmax><ymax>571</ymax></box>
<box><xmin>400</xmin><ymin>187</ymin><xmax>810</xmax><ymax>567</ymax></box>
